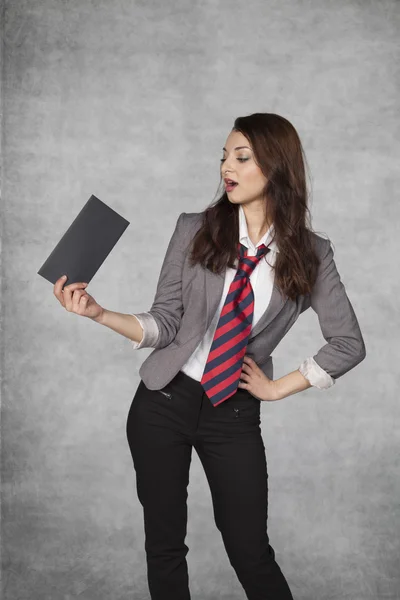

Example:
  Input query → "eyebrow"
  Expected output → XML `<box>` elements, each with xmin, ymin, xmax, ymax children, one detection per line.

<box><xmin>222</xmin><ymin>146</ymin><xmax>252</xmax><ymax>151</ymax></box>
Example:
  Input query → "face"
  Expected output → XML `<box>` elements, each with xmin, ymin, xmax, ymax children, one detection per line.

<box><xmin>220</xmin><ymin>130</ymin><xmax>268</xmax><ymax>205</ymax></box>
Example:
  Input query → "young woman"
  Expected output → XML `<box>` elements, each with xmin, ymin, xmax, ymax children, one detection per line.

<box><xmin>54</xmin><ymin>113</ymin><xmax>366</xmax><ymax>599</ymax></box>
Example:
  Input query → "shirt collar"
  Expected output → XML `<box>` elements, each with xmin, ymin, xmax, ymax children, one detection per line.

<box><xmin>238</xmin><ymin>203</ymin><xmax>279</xmax><ymax>253</ymax></box>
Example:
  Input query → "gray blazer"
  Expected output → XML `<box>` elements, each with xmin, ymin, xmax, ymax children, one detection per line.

<box><xmin>134</xmin><ymin>212</ymin><xmax>366</xmax><ymax>390</ymax></box>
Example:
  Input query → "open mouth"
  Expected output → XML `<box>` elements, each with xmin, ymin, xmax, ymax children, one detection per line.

<box><xmin>224</xmin><ymin>179</ymin><xmax>238</xmax><ymax>191</ymax></box>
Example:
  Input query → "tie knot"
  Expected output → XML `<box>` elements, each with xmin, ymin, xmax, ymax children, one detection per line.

<box><xmin>236</xmin><ymin>242</ymin><xmax>270</xmax><ymax>278</ymax></box>
<box><xmin>238</xmin><ymin>242</ymin><xmax>270</xmax><ymax>259</ymax></box>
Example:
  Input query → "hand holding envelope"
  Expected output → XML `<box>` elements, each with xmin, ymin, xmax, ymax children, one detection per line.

<box><xmin>38</xmin><ymin>194</ymin><xmax>130</xmax><ymax>288</ymax></box>
<box><xmin>53</xmin><ymin>276</ymin><xmax>104</xmax><ymax>321</ymax></box>
<box><xmin>38</xmin><ymin>194</ymin><xmax>130</xmax><ymax>322</ymax></box>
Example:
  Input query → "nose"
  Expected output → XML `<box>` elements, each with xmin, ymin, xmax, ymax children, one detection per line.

<box><xmin>221</xmin><ymin>158</ymin><xmax>235</xmax><ymax>175</ymax></box>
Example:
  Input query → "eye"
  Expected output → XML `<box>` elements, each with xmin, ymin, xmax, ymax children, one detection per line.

<box><xmin>220</xmin><ymin>158</ymin><xmax>249</xmax><ymax>163</ymax></box>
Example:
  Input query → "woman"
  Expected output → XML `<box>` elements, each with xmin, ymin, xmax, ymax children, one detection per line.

<box><xmin>54</xmin><ymin>113</ymin><xmax>366</xmax><ymax>599</ymax></box>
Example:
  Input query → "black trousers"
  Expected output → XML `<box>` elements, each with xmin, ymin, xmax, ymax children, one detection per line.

<box><xmin>126</xmin><ymin>369</ymin><xmax>294</xmax><ymax>600</ymax></box>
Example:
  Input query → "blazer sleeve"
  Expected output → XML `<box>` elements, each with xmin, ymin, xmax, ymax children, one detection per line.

<box><xmin>130</xmin><ymin>212</ymin><xmax>187</xmax><ymax>350</ymax></box>
<box><xmin>310</xmin><ymin>237</ymin><xmax>366</xmax><ymax>380</ymax></box>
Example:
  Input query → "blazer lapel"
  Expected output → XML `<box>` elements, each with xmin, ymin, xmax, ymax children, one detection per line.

<box><xmin>203</xmin><ymin>267</ymin><xmax>289</xmax><ymax>341</ymax></box>
<box><xmin>250</xmin><ymin>282</ymin><xmax>288</xmax><ymax>339</ymax></box>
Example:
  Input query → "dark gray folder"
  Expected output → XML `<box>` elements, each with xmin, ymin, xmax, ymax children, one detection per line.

<box><xmin>37</xmin><ymin>195</ymin><xmax>130</xmax><ymax>288</ymax></box>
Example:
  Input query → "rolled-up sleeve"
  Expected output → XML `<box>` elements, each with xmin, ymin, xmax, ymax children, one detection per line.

<box><xmin>310</xmin><ymin>238</ymin><xmax>366</xmax><ymax>380</ymax></box>
<box><xmin>130</xmin><ymin>313</ymin><xmax>160</xmax><ymax>349</ymax></box>
<box><xmin>298</xmin><ymin>356</ymin><xmax>335</xmax><ymax>389</ymax></box>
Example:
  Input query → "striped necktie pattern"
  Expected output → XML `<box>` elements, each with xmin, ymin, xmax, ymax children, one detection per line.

<box><xmin>201</xmin><ymin>241</ymin><xmax>271</xmax><ymax>406</ymax></box>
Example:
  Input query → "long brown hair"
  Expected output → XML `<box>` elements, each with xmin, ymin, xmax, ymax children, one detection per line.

<box><xmin>188</xmin><ymin>112</ymin><xmax>328</xmax><ymax>301</ymax></box>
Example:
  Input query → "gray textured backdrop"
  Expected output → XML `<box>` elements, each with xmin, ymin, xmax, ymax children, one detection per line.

<box><xmin>1</xmin><ymin>0</ymin><xmax>399</xmax><ymax>598</ymax></box>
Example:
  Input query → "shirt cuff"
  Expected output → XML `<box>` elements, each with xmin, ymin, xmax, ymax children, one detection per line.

<box><xmin>298</xmin><ymin>356</ymin><xmax>335</xmax><ymax>390</ymax></box>
<box><xmin>130</xmin><ymin>313</ymin><xmax>160</xmax><ymax>349</ymax></box>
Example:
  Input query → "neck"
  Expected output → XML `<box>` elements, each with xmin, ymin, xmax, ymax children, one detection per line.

<box><xmin>241</xmin><ymin>203</ymin><xmax>272</xmax><ymax>241</ymax></box>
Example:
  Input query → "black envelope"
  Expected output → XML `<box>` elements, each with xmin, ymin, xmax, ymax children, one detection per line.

<box><xmin>37</xmin><ymin>195</ymin><xmax>130</xmax><ymax>288</ymax></box>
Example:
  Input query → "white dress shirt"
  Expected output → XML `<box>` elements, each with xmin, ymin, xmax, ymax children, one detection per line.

<box><xmin>130</xmin><ymin>205</ymin><xmax>335</xmax><ymax>390</ymax></box>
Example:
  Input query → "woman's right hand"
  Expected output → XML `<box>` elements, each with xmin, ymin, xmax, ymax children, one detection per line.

<box><xmin>53</xmin><ymin>275</ymin><xmax>104</xmax><ymax>321</ymax></box>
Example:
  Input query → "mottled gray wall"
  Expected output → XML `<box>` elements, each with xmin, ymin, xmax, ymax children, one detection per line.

<box><xmin>2</xmin><ymin>0</ymin><xmax>399</xmax><ymax>598</ymax></box>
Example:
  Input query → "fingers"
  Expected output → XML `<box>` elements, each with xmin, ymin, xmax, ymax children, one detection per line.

<box><xmin>242</xmin><ymin>356</ymin><xmax>258</xmax><ymax>369</ymax></box>
<box><xmin>242</xmin><ymin>356</ymin><xmax>252</xmax><ymax>371</ymax></box>
<box><xmin>53</xmin><ymin>275</ymin><xmax>67</xmax><ymax>304</ymax></box>
<box><xmin>63</xmin><ymin>285</ymin><xmax>88</xmax><ymax>312</ymax></box>
<box><xmin>54</xmin><ymin>276</ymin><xmax>88</xmax><ymax>310</ymax></box>
<box><xmin>68</xmin><ymin>288</ymin><xmax>88</xmax><ymax>312</ymax></box>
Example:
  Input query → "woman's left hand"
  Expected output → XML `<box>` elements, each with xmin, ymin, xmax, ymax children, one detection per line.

<box><xmin>238</xmin><ymin>355</ymin><xmax>281</xmax><ymax>402</ymax></box>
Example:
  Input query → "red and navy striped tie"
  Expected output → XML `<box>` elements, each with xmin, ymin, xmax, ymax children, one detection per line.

<box><xmin>201</xmin><ymin>241</ymin><xmax>271</xmax><ymax>406</ymax></box>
